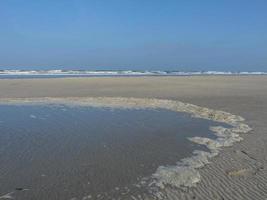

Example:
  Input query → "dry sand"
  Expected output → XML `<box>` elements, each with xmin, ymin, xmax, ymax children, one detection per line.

<box><xmin>0</xmin><ymin>76</ymin><xmax>267</xmax><ymax>199</ymax></box>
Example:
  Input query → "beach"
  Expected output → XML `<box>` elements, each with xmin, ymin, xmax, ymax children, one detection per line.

<box><xmin>0</xmin><ymin>75</ymin><xmax>267</xmax><ymax>199</ymax></box>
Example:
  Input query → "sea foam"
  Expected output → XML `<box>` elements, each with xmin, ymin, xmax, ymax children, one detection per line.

<box><xmin>0</xmin><ymin>97</ymin><xmax>252</xmax><ymax>196</ymax></box>
<box><xmin>0</xmin><ymin>69</ymin><xmax>266</xmax><ymax>77</ymax></box>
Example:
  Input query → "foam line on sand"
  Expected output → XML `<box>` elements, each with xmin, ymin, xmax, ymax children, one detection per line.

<box><xmin>0</xmin><ymin>97</ymin><xmax>252</xmax><ymax>197</ymax></box>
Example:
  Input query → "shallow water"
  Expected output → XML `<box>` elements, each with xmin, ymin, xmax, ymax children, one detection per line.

<box><xmin>0</xmin><ymin>105</ymin><xmax>227</xmax><ymax>199</ymax></box>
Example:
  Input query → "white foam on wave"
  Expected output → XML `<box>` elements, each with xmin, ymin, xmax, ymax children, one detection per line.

<box><xmin>0</xmin><ymin>69</ymin><xmax>266</xmax><ymax>76</ymax></box>
<box><xmin>30</xmin><ymin>114</ymin><xmax>37</xmax><ymax>119</ymax></box>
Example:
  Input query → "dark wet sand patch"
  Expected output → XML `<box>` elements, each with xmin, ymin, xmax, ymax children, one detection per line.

<box><xmin>0</xmin><ymin>104</ymin><xmax>229</xmax><ymax>199</ymax></box>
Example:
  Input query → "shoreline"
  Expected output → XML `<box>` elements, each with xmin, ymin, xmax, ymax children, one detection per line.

<box><xmin>0</xmin><ymin>97</ymin><xmax>252</xmax><ymax>198</ymax></box>
<box><xmin>0</xmin><ymin>76</ymin><xmax>266</xmax><ymax>199</ymax></box>
<box><xmin>0</xmin><ymin>69</ymin><xmax>266</xmax><ymax>77</ymax></box>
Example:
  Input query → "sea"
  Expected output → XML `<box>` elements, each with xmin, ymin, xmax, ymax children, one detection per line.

<box><xmin>0</xmin><ymin>69</ymin><xmax>266</xmax><ymax>79</ymax></box>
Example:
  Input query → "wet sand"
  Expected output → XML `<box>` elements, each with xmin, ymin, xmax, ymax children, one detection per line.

<box><xmin>0</xmin><ymin>76</ymin><xmax>267</xmax><ymax>199</ymax></box>
<box><xmin>0</xmin><ymin>105</ymin><xmax>227</xmax><ymax>199</ymax></box>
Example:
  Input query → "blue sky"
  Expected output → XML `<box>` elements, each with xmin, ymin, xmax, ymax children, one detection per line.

<box><xmin>0</xmin><ymin>0</ymin><xmax>267</xmax><ymax>71</ymax></box>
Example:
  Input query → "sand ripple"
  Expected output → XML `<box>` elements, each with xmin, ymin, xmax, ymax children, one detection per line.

<box><xmin>0</xmin><ymin>97</ymin><xmax>252</xmax><ymax>199</ymax></box>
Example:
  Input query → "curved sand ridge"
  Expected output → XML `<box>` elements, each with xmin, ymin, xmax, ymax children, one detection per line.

<box><xmin>0</xmin><ymin>97</ymin><xmax>252</xmax><ymax>198</ymax></box>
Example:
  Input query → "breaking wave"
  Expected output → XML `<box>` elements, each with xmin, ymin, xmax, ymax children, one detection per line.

<box><xmin>0</xmin><ymin>69</ymin><xmax>266</xmax><ymax>77</ymax></box>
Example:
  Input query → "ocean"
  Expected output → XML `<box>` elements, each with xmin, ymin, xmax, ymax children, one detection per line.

<box><xmin>0</xmin><ymin>69</ymin><xmax>266</xmax><ymax>79</ymax></box>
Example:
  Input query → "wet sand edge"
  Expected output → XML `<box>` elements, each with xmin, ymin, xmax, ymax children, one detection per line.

<box><xmin>0</xmin><ymin>97</ymin><xmax>252</xmax><ymax>195</ymax></box>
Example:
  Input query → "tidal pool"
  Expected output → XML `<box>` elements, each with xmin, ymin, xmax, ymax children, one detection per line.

<box><xmin>0</xmin><ymin>104</ymin><xmax>229</xmax><ymax>200</ymax></box>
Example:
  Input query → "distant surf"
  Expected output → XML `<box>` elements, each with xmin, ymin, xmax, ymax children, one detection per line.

<box><xmin>0</xmin><ymin>69</ymin><xmax>266</xmax><ymax>78</ymax></box>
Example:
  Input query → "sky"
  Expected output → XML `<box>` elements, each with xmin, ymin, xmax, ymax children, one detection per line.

<box><xmin>0</xmin><ymin>0</ymin><xmax>267</xmax><ymax>71</ymax></box>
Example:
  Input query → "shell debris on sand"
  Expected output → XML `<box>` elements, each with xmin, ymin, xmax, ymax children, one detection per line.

<box><xmin>226</xmin><ymin>168</ymin><xmax>254</xmax><ymax>177</ymax></box>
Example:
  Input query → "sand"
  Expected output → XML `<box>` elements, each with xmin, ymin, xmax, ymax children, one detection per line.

<box><xmin>0</xmin><ymin>76</ymin><xmax>267</xmax><ymax>199</ymax></box>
